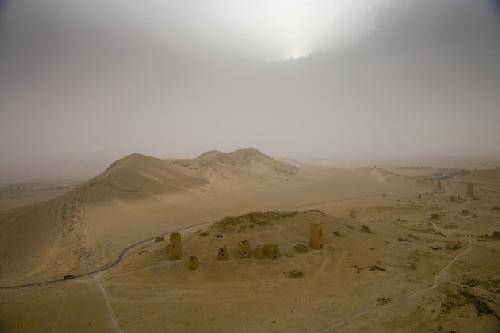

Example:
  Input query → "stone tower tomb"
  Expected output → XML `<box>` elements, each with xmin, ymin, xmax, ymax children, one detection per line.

<box><xmin>309</xmin><ymin>223</ymin><xmax>324</xmax><ymax>250</ymax></box>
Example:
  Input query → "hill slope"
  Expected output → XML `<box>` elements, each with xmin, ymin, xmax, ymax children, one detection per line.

<box><xmin>0</xmin><ymin>148</ymin><xmax>299</xmax><ymax>283</ymax></box>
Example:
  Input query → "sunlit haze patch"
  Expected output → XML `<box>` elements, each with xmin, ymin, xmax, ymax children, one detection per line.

<box><xmin>2</xmin><ymin>0</ymin><xmax>391</xmax><ymax>61</ymax></box>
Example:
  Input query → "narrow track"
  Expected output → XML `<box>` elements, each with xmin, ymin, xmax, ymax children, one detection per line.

<box><xmin>0</xmin><ymin>220</ymin><xmax>212</xmax><ymax>289</ymax></box>
<box><xmin>0</xmin><ymin>192</ymin><xmax>393</xmax><ymax>290</ymax></box>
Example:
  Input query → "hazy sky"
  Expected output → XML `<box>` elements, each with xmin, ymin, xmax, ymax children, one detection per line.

<box><xmin>1</xmin><ymin>0</ymin><xmax>500</xmax><ymax>182</ymax></box>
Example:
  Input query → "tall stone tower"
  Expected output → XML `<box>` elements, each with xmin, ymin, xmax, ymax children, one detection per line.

<box><xmin>168</xmin><ymin>232</ymin><xmax>182</xmax><ymax>260</ymax></box>
<box><xmin>466</xmin><ymin>183</ymin><xmax>474</xmax><ymax>197</ymax></box>
<box><xmin>309</xmin><ymin>223</ymin><xmax>324</xmax><ymax>250</ymax></box>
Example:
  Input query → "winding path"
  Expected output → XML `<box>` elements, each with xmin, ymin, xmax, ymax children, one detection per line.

<box><xmin>0</xmin><ymin>220</ymin><xmax>212</xmax><ymax>289</ymax></box>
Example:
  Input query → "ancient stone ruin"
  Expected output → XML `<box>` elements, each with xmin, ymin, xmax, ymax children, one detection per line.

<box><xmin>309</xmin><ymin>223</ymin><xmax>324</xmax><ymax>250</ymax></box>
<box><xmin>466</xmin><ymin>183</ymin><xmax>474</xmax><ymax>197</ymax></box>
<box><xmin>254</xmin><ymin>244</ymin><xmax>265</xmax><ymax>259</ymax></box>
<box><xmin>264</xmin><ymin>243</ymin><xmax>281</xmax><ymax>259</ymax></box>
<box><xmin>188</xmin><ymin>255</ymin><xmax>199</xmax><ymax>270</ymax></box>
<box><xmin>437</xmin><ymin>181</ymin><xmax>443</xmax><ymax>190</ymax></box>
<box><xmin>217</xmin><ymin>246</ymin><xmax>230</xmax><ymax>261</ymax></box>
<box><xmin>238</xmin><ymin>239</ymin><xmax>253</xmax><ymax>258</ymax></box>
<box><xmin>168</xmin><ymin>232</ymin><xmax>182</xmax><ymax>260</ymax></box>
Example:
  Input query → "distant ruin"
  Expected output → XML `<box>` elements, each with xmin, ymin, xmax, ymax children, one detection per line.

<box><xmin>437</xmin><ymin>181</ymin><xmax>443</xmax><ymax>190</ymax></box>
<box><xmin>263</xmin><ymin>244</ymin><xmax>281</xmax><ymax>259</ymax></box>
<box><xmin>237</xmin><ymin>239</ymin><xmax>253</xmax><ymax>258</ymax></box>
<box><xmin>466</xmin><ymin>183</ymin><xmax>474</xmax><ymax>197</ymax></box>
<box><xmin>217</xmin><ymin>246</ymin><xmax>230</xmax><ymax>261</ymax></box>
<box><xmin>188</xmin><ymin>255</ymin><xmax>199</xmax><ymax>270</ymax></box>
<box><xmin>168</xmin><ymin>232</ymin><xmax>182</xmax><ymax>260</ymax></box>
<box><xmin>309</xmin><ymin>223</ymin><xmax>324</xmax><ymax>250</ymax></box>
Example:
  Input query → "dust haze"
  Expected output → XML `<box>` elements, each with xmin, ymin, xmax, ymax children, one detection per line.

<box><xmin>1</xmin><ymin>0</ymin><xmax>499</xmax><ymax>182</ymax></box>
<box><xmin>1</xmin><ymin>1</ymin><xmax>500</xmax><ymax>332</ymax></box>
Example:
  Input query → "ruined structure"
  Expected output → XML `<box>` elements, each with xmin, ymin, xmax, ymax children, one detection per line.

<box><xmin>238</xmin><ymin>239</ymin><xmax>253</xmax><ymax>258</ymax></box>
<box><xmin>217</xmin><ymin>246</ymin><xmax>230</xmax><ymax>261</ymax></box>
<box><xmin>188</xmin><ymin>255</ymin><xmax>199</xmax><ymax>270</ymax></box>
<box><xmin>466</xmin><ymin>183</ymin><xmax>474</xmax><ymax>197</ymax></box>
<box><xmin>437</xmin><ymin>181</ymin><xmax>443</xmax><ymax>190</ymax></box>
<box><xmin>263</xmin><ymin>243</ymin><xmax>281</xmax><ymax>259</ymax></box>
<box><xmin>168</xmin><ymin>232</ymin><xmax>182</xmax><ymax>260</ymax></box>
<box><xmin>254</xmin><ymin>245</ymin><xmax>264</xmax><ymax>259</ymax></box>
<box><xmin>309</xmin><ymin>223</ymin><xmax>324</xmax><ymax>250</ymax></box>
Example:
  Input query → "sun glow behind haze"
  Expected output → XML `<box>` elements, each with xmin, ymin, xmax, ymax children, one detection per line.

<box><xmin>196</xmin><ymin>0</ymin><xmax>392</xmax><ymax>60</ymax></box>
<box><xmin>69</xmin><ymin>0</ymin><xmax>393</xmax><ymax>61</ymax></box>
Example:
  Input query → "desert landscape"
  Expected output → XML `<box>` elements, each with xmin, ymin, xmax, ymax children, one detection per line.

<box><xmin>0</xmin><ymin>148</ymin><xmax>499</xmax><ymax>332</ymax></box>
<box><xmin>1</xmin><ymin>0</ymin><xmax>499</xmax><ymax>332</ymax></box>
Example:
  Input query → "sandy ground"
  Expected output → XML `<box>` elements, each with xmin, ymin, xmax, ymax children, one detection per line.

<box><xmin>0</xmin><ymin>152</ymin><xmax>499</xmax><ymax>332</ymax></box>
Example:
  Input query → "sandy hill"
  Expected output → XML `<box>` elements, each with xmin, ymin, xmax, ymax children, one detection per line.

<box><xmin>173</xmin><ymin>148</ymin><xmax>298</xmax><ymax>181</ymax></box>
<box><xmin>0</xmin><ymin>148</ymin><xmax>300</xmax><ymax>284</ymax></box>
<box><xmin>78</xmin><ymin>147</ymin><xmax>296</xmax><ymax>203</ymax></box>
<box><xmin>83</xmin><ymin>153</ymin><xmax>208</xmax><ymax>202</ymax></box>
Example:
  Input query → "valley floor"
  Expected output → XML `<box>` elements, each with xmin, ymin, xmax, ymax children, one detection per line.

<box><xmin>1</xmin><ymin>167</ymin><xmax>499</xmax><ymax>332</ymax></box>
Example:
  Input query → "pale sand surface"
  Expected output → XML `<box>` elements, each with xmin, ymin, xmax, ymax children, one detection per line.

<box><xmin>0</xmin><ymin>150</ymin><xmax>499</xmax><ymax>332</ymax></box>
